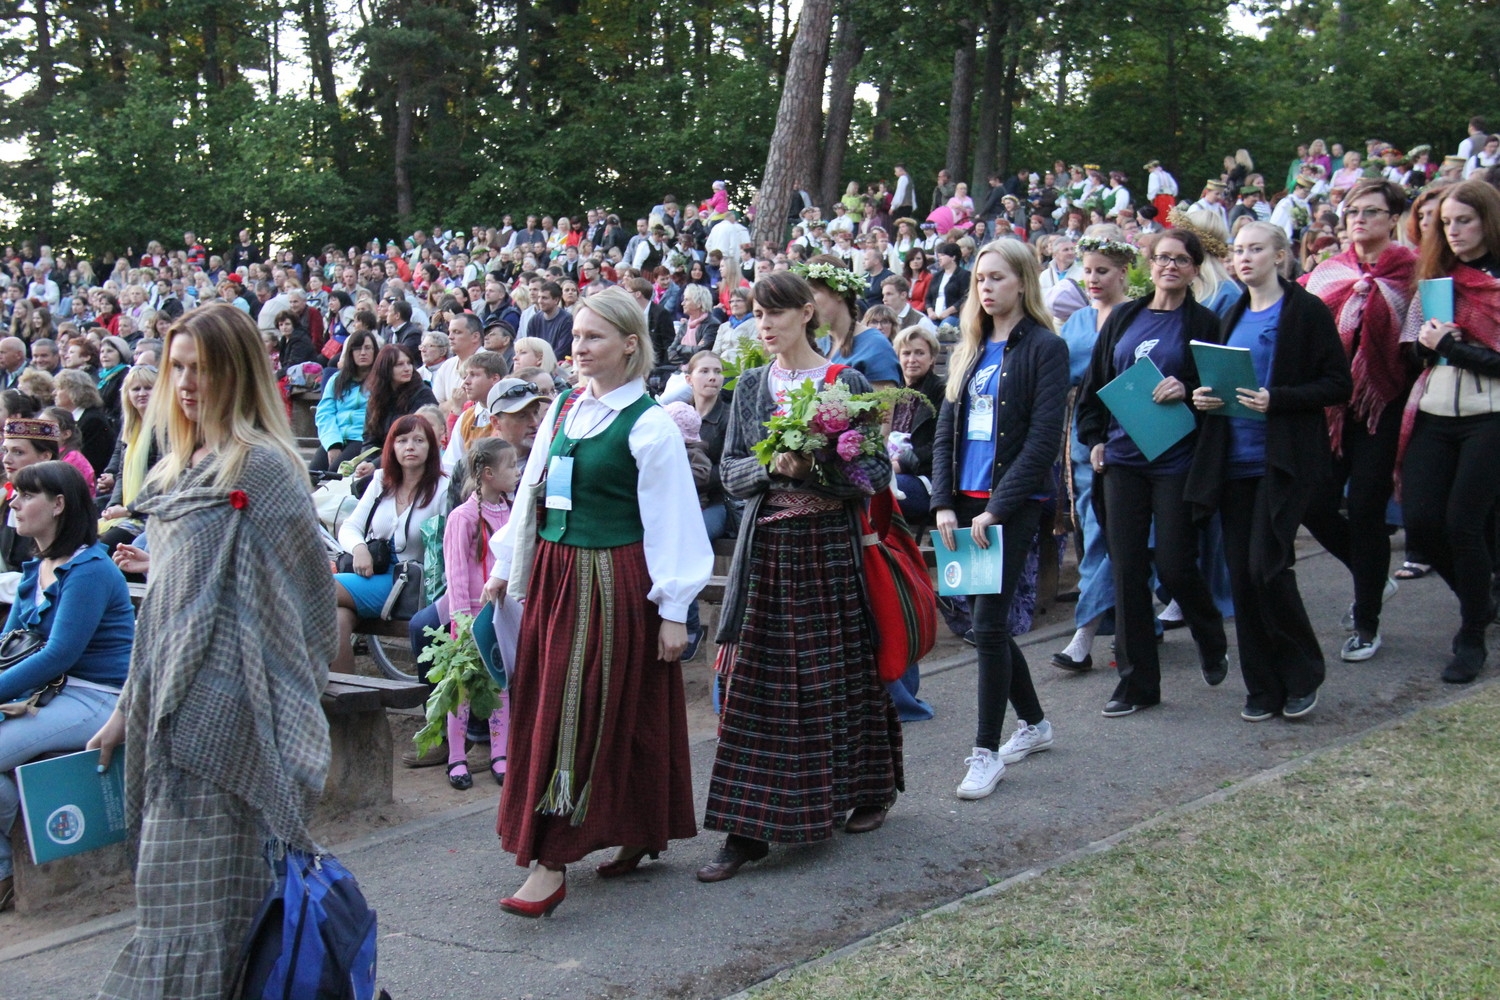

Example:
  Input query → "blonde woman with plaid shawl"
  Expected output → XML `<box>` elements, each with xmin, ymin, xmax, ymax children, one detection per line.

<box><xmin>90</xmin><ymin>305</ymin><xmax>336</xmax><ymax>1000</ymax></box>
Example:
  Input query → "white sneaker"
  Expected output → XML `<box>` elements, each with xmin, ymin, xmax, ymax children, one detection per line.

<box><xmin>997</xmin><ymin>720</ymin><xmax>1054</xmax><ymax>764</ymax></box>
<box><xmin>956</xmin><ymin>747</ymin><xmax>1005</xmax><ymax>800</ymax></box>
<box><xmin>1341</xmin><ymin>633</ymin><xmax>1382</xmax><ymax>662</ymax></box>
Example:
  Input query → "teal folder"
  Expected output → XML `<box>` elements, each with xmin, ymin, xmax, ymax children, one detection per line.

<box><xmin>1190</xmin><ymin>341</ymin><xmax>1267</xmax><ymax>422</ymax></box>
<box><xmin>15</xmin><ymin>748</ymin><xmax>128</xmax><ymax>864</ymax></box>
<box><xmin>936</xmin><ymin>526</ymin><xmax>1004</xmax><ymax>596</ymax></box>
<box><xmin>1095</xmin><ymin>357</ymin><xmax>1197</xmax><ymax>461</ymax></box>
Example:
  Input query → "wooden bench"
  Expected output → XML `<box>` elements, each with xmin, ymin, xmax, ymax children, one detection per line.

<box><xmin>320</xmin><ymin>671</ymin><xmax>428</xmax><ymax>812</ymax></box>
<box><xmin>353</xmin><ymin>616</ymin><xmax>419</xmax><ymax>682</ymax></box>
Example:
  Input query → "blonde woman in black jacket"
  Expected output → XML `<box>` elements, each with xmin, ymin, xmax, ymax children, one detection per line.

<box><xmin>931</xmin><ymin>239</ymin><xmax>1068</xmax><ymax>801</ymax></box>
<box><xmin>1187</xmin><ymin>222</ymin><xmax>1351</xmax><ymax>722</ymax></box>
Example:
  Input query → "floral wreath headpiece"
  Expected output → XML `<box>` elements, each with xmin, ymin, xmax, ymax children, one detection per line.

<box><xmin>792</xmin><ymin>261</ymin><xmax>867</xmax><ymax>298</ymax></box>
<box><xmin>1076</xmin><ymin>236</ymin><xmax>1138</xmax><ymax>260</ymax></box>
<box><xmin>1165</xmin><ymin>208</ymin><xmax>1232</xmax><ymax>259</ymax></box>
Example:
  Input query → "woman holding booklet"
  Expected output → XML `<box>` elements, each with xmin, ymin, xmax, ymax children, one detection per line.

<box><xmin>931</xmin><ymin>239</ymin><xmax>1068</xmax><ymax>801</ymax></box>
<box><xmin>1076</xmin><ymin>230</ymin><xmax>1230</xmax><ymax>719</ymax></box>
<box><xmin>1186</xmin><ymin>222</ymin><xmax>1350</xmax><ymax>722</ymax></box>
<box><xmin>1397</xmin><ymin>180</ymin><xmax>1500</xmax><ymax>685</ymax></box>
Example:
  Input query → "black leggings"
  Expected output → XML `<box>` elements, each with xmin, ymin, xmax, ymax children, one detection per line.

<box><xmin>954</xmin><ymin>496</ymin><xmax>1044</xmax><ymax>750</ymax></box>
<box><xmin>1302</xmin><ymin>403</ymin><xmax>1402</xmax><ymax>635</ymax></box>
<box><xmin>1401</xmin><ymin>411</ymin><xmax>1500</xmax><ymax>642</ymax></box>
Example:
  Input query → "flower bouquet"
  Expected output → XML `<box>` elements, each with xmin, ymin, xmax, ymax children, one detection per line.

<box><xmin>752</xmin><ymin>378</ymin><xmax>922</xmax><ymax>491</ymax></box>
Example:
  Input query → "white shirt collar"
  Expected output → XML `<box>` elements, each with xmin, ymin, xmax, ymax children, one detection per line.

<box><xmin>584</xmin><ymin>377</ymin><xmax>647</xmax><ymax>412</ymax></box>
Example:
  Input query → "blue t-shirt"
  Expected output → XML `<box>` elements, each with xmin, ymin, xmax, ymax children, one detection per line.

<box><xmin>1104</xmin><ymin>306</ymin><xmax>1194</xmax><ymax>474</ymax></box>
<box><xmin>958</xmin><ymin>339</ymin><xmax>1008</xmax><ymax>493</ymax></box>
<box><xmin>1225</xmin><ymin>297</ymin><xmax>1282</xmax><ymax>479</ymax></box>
<box><xmin>821</xmin><ymin>328</ymin><xmax>902</xmax><ymax>385</ymax></box>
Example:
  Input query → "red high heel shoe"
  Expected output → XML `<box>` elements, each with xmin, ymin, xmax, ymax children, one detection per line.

<box><xmin>595</xmin><ymin>847</ymin><xmax>660</xmax><ymax>879</ymax></box>
<box><xmin>499</xmin><ymin>866</ymin><xmax>566</xmax><ymax>918</ymax></box>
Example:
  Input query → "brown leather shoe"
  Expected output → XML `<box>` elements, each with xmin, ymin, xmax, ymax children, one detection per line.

<box><xmin>695</xmin><ymin>838</ymin><xmax>769</xmax><ymax>883</ymax></box>
<box><xmin>843</xmin><ymin>806</ymin><xmax>888</xmax><ymax>834</ymax></box>
<box><xmin>401</xmin><ymin>740</ymin><xmax>448</xmax><ymax>768</ymax></box>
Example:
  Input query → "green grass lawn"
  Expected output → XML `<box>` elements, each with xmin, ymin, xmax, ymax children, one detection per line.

<box><xmin>754</xmin><ymin>687</ymin><xmax>1500</xmax><ymax>999</ymax></box>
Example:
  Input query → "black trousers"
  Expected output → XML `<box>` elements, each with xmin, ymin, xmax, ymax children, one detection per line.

<box><xmin>1099</xmin><ymin>466</ymin><xmax>1226</xmax><ymax>704</ymax></box>
<box><xmin>1221</xmin><ymin>475</ymin><xmax>1324</xmax><ymax>711</ymax></box>
<box><xmin>954</xmin><ymin>495</ymin><xmax>1044</xmax><ymax>750</ymax></box>
<box><xmin>1302</xmin><ymin>403</ymin><xmax>1402</xmax><ymax>635</ymax></box>
<box><xmin>1400</xmin><ymin>411</ymin><xmax>1500</xmax><ymax>643</ymax></box>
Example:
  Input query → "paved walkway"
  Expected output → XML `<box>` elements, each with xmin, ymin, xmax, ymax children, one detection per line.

<box><xmin>2</xmin><ymin>538</ymin><xmax>1479</xmax><ymax>1000</ymax></box>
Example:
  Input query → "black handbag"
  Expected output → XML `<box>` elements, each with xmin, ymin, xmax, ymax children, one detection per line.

<box><xmin>379</xmin><ymin>560</ymin><xmax>424</xmax><ymax>621</ymax></box>
<box><xmin>0</xmin><ymin>628</ymin><xmax>66</xmax><ymax>717</ymax></box>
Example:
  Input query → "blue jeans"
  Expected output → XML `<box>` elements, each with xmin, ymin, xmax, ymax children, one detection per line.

<box><xmin>686</xmin><ymin>502</ymin><xmax>729</xmax><ymax>639</ymax></box>
<box><xmin>0</xmin><ymin>684</ymin><xmax>119</xmax><ymax>878</ymax></box>
<box><xmin>409</xmin><ymin>601</ymin><xmax>444</xmax><ymax>670</ymax></box>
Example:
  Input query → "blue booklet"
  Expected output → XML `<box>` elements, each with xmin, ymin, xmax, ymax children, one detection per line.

<box><xmin>1095</xmin><ymin>357</ymin><xmax>1197</xmax><ymax>461</ymax></box>
<box><xmin>1190</xmin><ymin>341</ymin><xmax>1267</xmax><ymax>422</ymax></box>
<box><xmin>15</xmin><ymin>747</ymin><xmax>128</xmax><ymax>864</ymax></box>
<box><xmin>936</xmin><ymin>525</ymin><xmax>1004</xmax><ymax>596</ymax></box>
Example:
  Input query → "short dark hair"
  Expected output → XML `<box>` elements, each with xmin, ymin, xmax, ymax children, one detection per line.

<box><xmin>448</xmin><ymin>313</ymin><xmax>478</xmax><ymax>337</ymax></box>
<box><xmin>389</xmin><ymin>298</ymin><xmax>412</xmax><ymax>322</ymax></box>
<box><xmin>1156</xmin><ymin>229</ymin><xmax>1206</xmax><ymax>268</ymax></box>
<box><xmin>1346</xmin><ymin>178</ymin><xmax>1408</xmax><ymax>215</ymax></box>
<box><xmin>1</xmin><ymin>389</ymin><xmax>39</xmax><ymax>419</ymax></box>
<box><xmin>540</xmin><ymin>280</ymin><xmax>563</xmax><ymax>300</ymax></box>
<box><xmin>882</xmin><ymin>274</ymin><xmax>911</xmax><ymax>295</ymax></box>
<box><xmin>11</xmin><ymin>460</ymin><xmax>97</xmax><ymax>558</ymax></box>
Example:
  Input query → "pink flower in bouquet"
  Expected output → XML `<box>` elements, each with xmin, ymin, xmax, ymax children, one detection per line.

<box><xmin>813</xmin><ymin>401</ymin><xmax>851</xmax><ymax>434</ymax></box>
<box><xmin>836</xmin><ymin>429</ymin><xmax>864</xmax><ymax>461</ymax></box>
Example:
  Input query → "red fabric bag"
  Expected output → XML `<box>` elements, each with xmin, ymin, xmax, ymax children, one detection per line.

<box><xmin>860</xmin><ymin>487</ymin><xmax>937</xmax><ymax>683</ymax></box>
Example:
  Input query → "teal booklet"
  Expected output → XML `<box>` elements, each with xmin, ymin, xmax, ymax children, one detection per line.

<box><xmin>15</xmin><ymin>747</ymin><xmax>128</xmax><ymax>864</ymax></box>
<box><xmin>1190</xmin><ymin>341</ymin><xmax>1267</xmax><ymax>422</ymax></box>
<box><xmin>1420</xmin><ymin>278</ymin><xmax>1454</xmax><ymax>366</ymax></box>
<box><xmin>936</xmin><ymin>525</ymin><xmax>1004</xmax><ymax>596</ymax></box>
<box><xmin>1095</xmin><ymin>357</ymin><xmax>1196</xmax><ymax>461</ymax></box>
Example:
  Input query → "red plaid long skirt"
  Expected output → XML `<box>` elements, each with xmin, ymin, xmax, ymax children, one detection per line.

<box><xmin>497</xmin><ymin>539</ymin><xmax>697</xmax><ymax>866</ymax></box>
<box><xmin>703</xmin><ymin>508</ymin><xmax>904</xmax><ymax>844</ymax></box>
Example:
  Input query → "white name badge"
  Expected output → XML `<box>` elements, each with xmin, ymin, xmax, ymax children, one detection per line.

<box><xmin>544</xmin><ymin>455</ymin><xmax>575</xmax><ymax>511</ymax></box>
<box><xmin>967</xmin><ymin>395</ymin><xmax>994</xmax><ymax>441</ymax></box>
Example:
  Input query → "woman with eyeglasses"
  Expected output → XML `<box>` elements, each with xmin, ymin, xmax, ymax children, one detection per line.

<box><xmin>1076</xmin><ymin>231</ymin><xmax>1230</xmax><ymax>718</ymax></box>
<box><xmin>1398</xmin><ymin>181</ymin><xmax>1500</xmax><ymax>685</ymax></box>
<box><xmin>1298</xmin><ymin>180</ymin><xmax>1417</xmax><ymax>662</ymax></box>
<box><xmin>1188</xmin><ymin>222</ymin><xmax>1350</xmax><ymax>720</ymax></box>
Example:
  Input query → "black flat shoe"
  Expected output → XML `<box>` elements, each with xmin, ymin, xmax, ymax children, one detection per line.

<box><xmin>447</xmin><ymin>761</ymin><xmax>473</xmax><ymax>791</ymax></box>
<box><xmin>1442</xmin><ymin>643</ymin><xmax>1486</xmax><ymax>684</ymax></box>
<box><xmin>1200</xmin><ymin>651</ymin><xmax>1229</xmax><ymax>687</ymax></box>
<box><xmin>489</xmin><ymin>756</ymin><xmax>506</xmax><ymax>786</ymax></box>
<box><xmin>696</xmin><ymin>838</ymin><xmax>769</xmax><ymax>883</ymax></box>
<box><xmin>1051</xmin><ymin>651</ymin><xmax>1093</xmax><ymax>672</ymax></box>
<box><xmin>844</xmin><ymin>806</ymin><xmax>888</xmax><ymax>834</ymax></box>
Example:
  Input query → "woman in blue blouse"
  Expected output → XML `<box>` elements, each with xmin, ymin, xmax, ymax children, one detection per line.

<box><xmin>0</xmin><ymin>459</ymin><xmax>134</xmax><ymax>910</ymax></box>
<box><xmin>804</xmin><ymin>255</ymin><xmax>901</xmax><ymax>388</ymax></box>
<box><xmin>1075</xmin><ymin>231</ymin><xmax>1230</xmax><ymax>718</ymax></box>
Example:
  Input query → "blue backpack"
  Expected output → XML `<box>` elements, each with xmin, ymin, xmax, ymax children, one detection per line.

<box><xmin>238</xmin><ymin>848</ymin><xmax>382</xmax><ymax>1000</ymax></box>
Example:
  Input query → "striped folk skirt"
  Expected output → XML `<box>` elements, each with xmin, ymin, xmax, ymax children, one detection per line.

<box><xmin>704</xmin><ymin>506</ymin><xmax>904</xmax><ymax>845</ymax></box>
<box><xmin>498</xmin><ymin>539</ymin><xmax>697</xmax><ymax>867</ymax></box>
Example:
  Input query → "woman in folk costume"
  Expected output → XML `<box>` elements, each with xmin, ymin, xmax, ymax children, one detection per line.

<box><xmin>90</xmin><ymin>304</ymin><xmax>337</xmax><ymax>1000</ymax></box>
<box><xmin>1398</xmin><ymin>180</ymin><xmax>1500</xmax><ymax>685</ymax></box>
<box><xmin>493</xmin><ymin>285</ymin><xmax>711</xmax><ymax>917</ymax></box>
<box><xmin>1298</xmin><ymin>179</ymin><xmax>1417</xmax><ymax>663</ymax></box>
<box><xmin>699</xmin><ymin>269</ymin><xmax>902</xmax><ymax>883</ymax></box>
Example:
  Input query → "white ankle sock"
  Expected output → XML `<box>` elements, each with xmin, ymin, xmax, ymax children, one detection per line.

<box><xmin>1062</xmin><ymin>618</ymin><xmax>1100</xmax><ymax>662</ymax></box>
<box><xmin>1160</xmin><ymin>599</ymin><xmax>1183</xmax><ymax>622</ymax></box>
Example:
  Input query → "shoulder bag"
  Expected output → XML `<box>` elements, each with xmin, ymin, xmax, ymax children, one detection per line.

<box><xmin>860</xmin><ymin>488</ymin><xmax>938</xmax><ymax>684</ymax></box>
<box><xmin>0</xmin><ymin>628</ymin><xmax>66</xmax><ymax>718</ymax></box>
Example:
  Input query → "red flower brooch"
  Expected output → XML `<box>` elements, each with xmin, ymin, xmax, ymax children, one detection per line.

<box><xmin>228</xmin><ymin>490</ymin><xmax>248</xmax><ymax>510</ymax></box>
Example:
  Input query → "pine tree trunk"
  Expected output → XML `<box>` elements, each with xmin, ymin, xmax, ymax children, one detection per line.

<box><xmin>944</xmin><ymin>37</ymin><xmax>976</xmax><ymax>182</ymax></box>
<box><xmin>394</xmin><ymin>71</ymin><xmax>415</xmax><ymax>224</ymax></box>
<box><xmin>817</xmin><ymin>13</ymin><xmax>864</xmax><ymax>210</ymax></box>
<box><xmin>996</xmin><ymin>3</ymin><xmax>1022</xmax><ymax>178</ymax></box>
<box><xmin>971</xmin><ymin>0</ymin><xmax>1007</xmax><ymax>192</ymax></box>
<box><xmin>752</xmin><ymin>0</ymin><xmax>835</xmax><ymax>249</ymax></box>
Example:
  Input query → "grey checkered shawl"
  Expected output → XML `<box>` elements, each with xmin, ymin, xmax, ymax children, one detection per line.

<box><xmin>121</xmin><ymin>446</ymin><xmax>337</xmax><ymax>852</ymax></box>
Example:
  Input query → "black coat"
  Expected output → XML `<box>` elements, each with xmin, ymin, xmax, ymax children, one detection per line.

<box><xmin>647</xmin><ymin>303</ymin><xmax>675</xmax><ymax>361</ymax></box>
<box><xmin>931</xmin><ymin>317</ymin><xmax>1070</xmax><ymax>522</ymax></box>
<box><xmin>77</xmin><ymin>406</ymin><xmax>116</xmax><ymax>476</ymax></box>
<box><xmin>1183</xmin><ymin>279</ymin><xmax>1352</xmax><ymax>581</ymax></box>
<box><xmin>1075</xmin><ymin>292</ymin><xmax>1224</xmax><ymax>450</ymax></box>
<box><xmin>929</xmin><ymin>266</ymin><xmax>970</xmax><ymax>319</ymax></box>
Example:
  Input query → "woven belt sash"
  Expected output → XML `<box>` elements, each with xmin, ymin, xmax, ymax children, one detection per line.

<box><xmin>536</xmin><ymin>546</ymin><xmax>617</xmax><ymax>826</ymax></box>
<box><xmin>757</xmin><ymin>490</ymin><xmax>843</xmax><ymax>525</ymax></box>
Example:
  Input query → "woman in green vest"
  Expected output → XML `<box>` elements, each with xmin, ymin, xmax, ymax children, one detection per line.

<box><xmin>490</xmin><ymin>285</ymin><xmax>713</xmax><ymax>917</ymax></box>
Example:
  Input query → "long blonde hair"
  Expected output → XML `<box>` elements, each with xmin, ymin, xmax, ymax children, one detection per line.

<box><xmin>1180</xmin><ymin>208</ymin><xmax>1232</xmax><ymax>304</ymax></box>
<box><xmin>945</xmin><ymin>240</ymin><xmax>1053</xmax><ymax>404</ymax></box>
<box><xmin>146</xmin><ymin>304</ymin><xmax>303</xmax><ymax>489</ymax></box>
<box><xmin>121</xmin><ymin>364</ymin><xmax>157</xmax><ymax>442</ymax></box>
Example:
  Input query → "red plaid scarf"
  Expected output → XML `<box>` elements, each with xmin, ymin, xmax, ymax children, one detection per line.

<box><xmin>1300</xmin><ymin>244</ymin><xmax>1416</xmax><ymax>456</ymax></box>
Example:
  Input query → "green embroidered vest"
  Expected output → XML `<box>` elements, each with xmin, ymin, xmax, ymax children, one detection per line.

<box><xmin>538</xmin><ymin>390</ymin><xmax>655</xmax><ymax>548</ymax></box>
